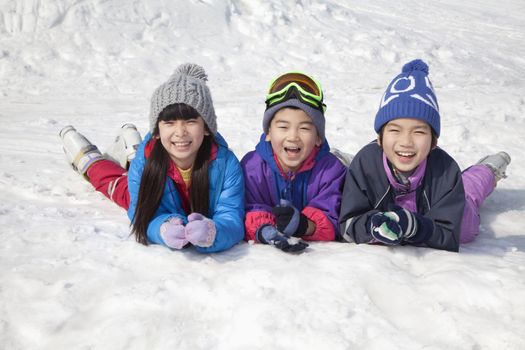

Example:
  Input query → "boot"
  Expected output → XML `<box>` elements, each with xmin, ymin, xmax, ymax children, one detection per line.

<box><xmin>476</xmin><ymin>151</ymin><xmax>511</xmax><ymax>182</ymax></box>
<box><xmin>60</xmin><ymin>125</ymin><xmax>104</xmax><ymax>176</ymax></box>
<box><xmin>104</xmin><ymin>123</ymin><xmax>142</xmax><ymax>169</ymax></box>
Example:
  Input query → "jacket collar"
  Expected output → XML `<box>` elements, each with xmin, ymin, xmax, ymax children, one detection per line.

<box><xmin>144</xmin><ymin>137</ymin><xmax>218</xmax><ymax>184</ymax></box>
<box><xmin>382</xmin><ymin>152</ymin><xmax>427</xmax><ymax>194</ymax></box>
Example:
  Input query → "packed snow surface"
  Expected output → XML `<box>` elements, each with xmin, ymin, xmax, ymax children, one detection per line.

<box><xmin>1</xmin><ymin>0</ymin><xmax>524</xmax><ymax>349</ymax></box>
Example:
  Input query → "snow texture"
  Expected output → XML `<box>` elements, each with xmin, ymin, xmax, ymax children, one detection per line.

<box><xmin>1</xmin><ymin>0</ymin><xmax>524</xmax><ymax>349</ymax></box>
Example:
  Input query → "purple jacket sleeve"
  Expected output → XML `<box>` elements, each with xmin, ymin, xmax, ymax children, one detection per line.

<box><xmin>241</xmin><ymin>151</ymin><xmax>278</xmax><ymax>241</ymax></box>
<box><xmin>305</xmin><ymin>154</ymin><xmax>347</xmax><ymax>239</ymax></box>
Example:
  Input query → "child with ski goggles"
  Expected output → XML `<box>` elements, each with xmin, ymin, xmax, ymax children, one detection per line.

<box><xmin>265</xmin><ymin>72</ymin><xmax>326</xmax><ymax>112</ymax></box>
<box><xmin>241</xmin><ymin>72</ymin><xmax>346</xmax><ymax>253</ymax></box>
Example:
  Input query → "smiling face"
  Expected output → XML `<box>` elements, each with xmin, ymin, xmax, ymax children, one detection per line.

<box><xmin>158</xmin><ymin>117</ymin><xmax>209</xmax><ymax>170</ymax></box>
<box><xmin>379</xmin><ymin>118</ymin><xmax>434</xmax><ymax>173</ymax></box>
<box><xmin>266</xmin><ymin>107</ymin><xmax>321</xmax><ymax>173</ymax></box>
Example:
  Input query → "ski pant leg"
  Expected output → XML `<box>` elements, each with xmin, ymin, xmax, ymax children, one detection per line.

<box><xmin>86</xmin><ymin>159</ymin><xmax>130</xmax><ymax>210</ymax></box>
<box><xmin>460</xmin><ymin>165</ymin><xmax>495</xmax><ymax>243</ymax></box>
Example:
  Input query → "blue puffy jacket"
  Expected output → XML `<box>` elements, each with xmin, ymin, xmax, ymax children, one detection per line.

<box><xmin>127</xmin><ymin>132</ymin><xmax>245</xmax><ymax>253</ymax></box>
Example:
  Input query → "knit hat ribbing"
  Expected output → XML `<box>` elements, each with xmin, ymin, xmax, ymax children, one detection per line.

<box><xmin>149</xmin><ymin>63</ymin><xmax>217</xmax><ymax>134</ymax></box>
<box><xmin>374</xmin><ymin>59</ymin><xmax>440</xmax><ymax>137</ymax></box>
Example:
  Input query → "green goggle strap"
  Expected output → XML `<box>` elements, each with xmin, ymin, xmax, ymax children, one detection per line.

<box><xmin>266</xmin><ymin>83</ymin><xmax>325</xmax><ymax>111</ymax></box>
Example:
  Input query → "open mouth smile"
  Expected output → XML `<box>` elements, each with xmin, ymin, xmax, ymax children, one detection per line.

<box><xmin>395</xmin><ymin>151</ymin><xmax>415</xmax><ymax>158</ymax></box>
<box><xmin>285</xmin><ymin>146</ymin><xmax>301</xmax><ymax>154</ymax></box>
<box><xmin>172</xmin><ymin>141</ymin><xmax>192</xmax><ymax>147</ymax></box>
<box><xmin>395</xmin><ymin>151</ymin><xmax>417</xmax><ymax>164</ymax></box>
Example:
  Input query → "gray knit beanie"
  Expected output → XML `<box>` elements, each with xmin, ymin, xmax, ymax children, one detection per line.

<box><xmin>149</xmin><ymin>63</ymin><xmax>217</xmax><ymax>134</ymax></box>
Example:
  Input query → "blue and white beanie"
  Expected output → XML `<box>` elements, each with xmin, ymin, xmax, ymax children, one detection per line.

<box><xmin>374</xmin><ymin>59</ymin><xmax>440</xmax><ymax>137</ymax></box>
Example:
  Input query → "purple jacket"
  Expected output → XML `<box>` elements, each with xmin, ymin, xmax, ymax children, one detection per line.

<box><xmin>241</xmin><ymin>134</ymin><xmax>346</xmax><ymax>241</ymax></box>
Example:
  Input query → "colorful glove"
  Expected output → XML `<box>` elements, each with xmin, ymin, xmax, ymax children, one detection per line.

<box><xmin>369</xmin><ymin>207</ymin><xmax>418</xmax><ymax>245</ymax></box>
<box><xmin>185</xmin><ymin>213</ymin><xmax>217</xmax><ymax>248</ymax></box>
<box><xmin>271</xmin><ymin>199</ymin><xmax>309</xmax><ymax>237</ymax></box>
<box><xmin>160</xmin><ymin>217</ymin><xmax>188</xmax><ymax>249</ymax></box>
<box><xmin>256</xmin><ymin>225</ymin><xmax>309</xmax><ymax>253</ymax></box>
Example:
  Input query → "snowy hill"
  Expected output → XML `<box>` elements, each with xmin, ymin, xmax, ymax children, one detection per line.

<box><xmin>1</xmin><ymin>0</ymin><xmax>524</xmax><ymax>349</ymax></box>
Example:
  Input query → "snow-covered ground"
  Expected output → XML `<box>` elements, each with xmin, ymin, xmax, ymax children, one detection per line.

<box><xmin>1</xmin><ymin>0</ymin><xmax>524</xmax><ymax>349</ymax></box>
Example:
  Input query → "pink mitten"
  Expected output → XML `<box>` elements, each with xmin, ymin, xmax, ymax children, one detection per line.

<box><xmin>160</xmin><ymin>217</ymin><xmax>188</xmax><ymax>249</ymax></box>
<box><xmin>185</xmin><ymin>213</ymin><xmax>217</xmax><ymax>248</ymax></box>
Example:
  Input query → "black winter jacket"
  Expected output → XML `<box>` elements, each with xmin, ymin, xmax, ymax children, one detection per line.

<box><xmin>339</xmin><ymin>142</ymin><xmax>465</xmax><ymax>252</ymax></box>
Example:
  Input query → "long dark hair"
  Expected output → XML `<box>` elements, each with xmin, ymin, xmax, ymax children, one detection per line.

<box><xmin>131</xmin><ymin>103</ymin><xmax>214</xmax><ymax>245</ymax></box>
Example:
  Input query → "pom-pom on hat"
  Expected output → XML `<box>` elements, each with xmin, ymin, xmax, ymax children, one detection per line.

<box><xmin>149</xmin><ymin>63</ymin><xmax>217</xmax><ymax>134</ymax></box>
<box><xmin>374</xmin><ymin>59</ymin><xmax>440</xmax><ymax>137</ymax></box>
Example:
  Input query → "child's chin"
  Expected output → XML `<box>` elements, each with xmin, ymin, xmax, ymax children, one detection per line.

<box><xmin>281</xmin><ymin>161</ymin><xmax>301</xmax><ymax>173</ymax></box>
<box><xmin>395</xmin><ymin>162</ymin><xmax>418</xmax><ymax>172</ymax></box>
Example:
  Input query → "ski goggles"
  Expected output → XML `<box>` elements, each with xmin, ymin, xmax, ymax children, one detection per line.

<box><xmin>265</xmin><ymin>72</ymin><xmax>326</xmax><ymax>112</ymax></box>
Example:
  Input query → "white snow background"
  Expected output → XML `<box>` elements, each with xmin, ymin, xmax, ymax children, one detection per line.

<box><xmin>1</xmin><ymin>0</ymin><xmax>525</xmax><ymax>349</ymax></box>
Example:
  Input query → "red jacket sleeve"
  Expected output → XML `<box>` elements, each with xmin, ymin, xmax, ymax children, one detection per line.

<box><xmin>244</xmin><ymin>211</ymin><xmax>276</xmax><ymax>242</ymax></box>
<box><xmin>302</xmin><ymin>206</ymin><xmax>335</xmax><ymax>241</ymax></box>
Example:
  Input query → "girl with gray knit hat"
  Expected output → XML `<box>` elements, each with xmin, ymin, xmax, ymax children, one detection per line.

<box><xmin>59</xmin><ymin>63</ymin><xmax>245</xmax><ymax>253</ymax></box>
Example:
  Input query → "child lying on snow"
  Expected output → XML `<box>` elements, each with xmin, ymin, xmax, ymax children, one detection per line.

<box><xmin>60</xmin><ymin>63</ymin><xmax>244</xmax><ymax>253</ymax></box>
<box><xmin>241</xmin><ymin>71</ymin><xmax>347</xmax><ymax>252</ymax></box>
<box><xmin>339</xmin><ymin>59</ymin><xmax>511</xmax><ymax>252</ymax></box>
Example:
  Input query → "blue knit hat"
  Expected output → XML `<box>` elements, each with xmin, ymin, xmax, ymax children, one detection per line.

<box><xmin>374</xmin><ymin>59</ymin><xmax>440</xmax><ymax>137</ymax></box>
